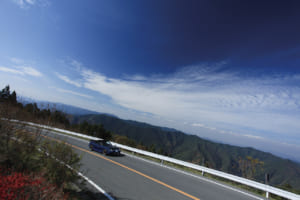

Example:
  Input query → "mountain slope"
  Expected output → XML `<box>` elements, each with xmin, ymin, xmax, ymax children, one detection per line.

<box><xmin>71</xmin><ymin>114</ymin><xmax>300</xmax><ymax>190</ymax></box>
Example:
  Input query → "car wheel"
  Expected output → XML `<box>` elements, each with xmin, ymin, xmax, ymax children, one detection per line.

<box><xmin>103</xmin><ymin>149</ymin><xmax>107</xmax><ymax>155</ymax></box>
<box><xmin>90</xmin><ymin>146</ymin><xmax>94</xmax><ymax>151</ymax></box>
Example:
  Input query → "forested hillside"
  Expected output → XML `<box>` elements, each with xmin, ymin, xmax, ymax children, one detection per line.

<box><xmin>72</xmin><ymin>114</ymin><xmax>300</xmax><ymax>191</ymax></box>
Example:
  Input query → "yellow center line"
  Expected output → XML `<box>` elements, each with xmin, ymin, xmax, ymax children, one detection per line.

<box><xmin>42</xmin><ymin>135</ymin><xmax>200</xmax><ymax>200</ymax></box>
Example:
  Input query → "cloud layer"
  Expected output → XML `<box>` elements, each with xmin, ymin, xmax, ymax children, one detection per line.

<box><xmin>0</xmin><ymin>66</ymin><xmax>42</xmax><ymax>77</ymax></box>
<box><xmin>56</xmin><ymin>61</ymin><xmax>300</xmax><ymax>148</ymax></box>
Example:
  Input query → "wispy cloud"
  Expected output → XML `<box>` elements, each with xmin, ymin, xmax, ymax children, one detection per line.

<box><xmin>192</xmin><ymin>123</ymin><xmax>206</xmax><ymax>128</ymax></box>
<box><xmin>243</xmin><ymin>134</ymin><xmax>264</xmax><ymax>140</ymax></box>
<box><xmin>70</xmin><ymin>59</ymin><xmax>83</xmax><ymax>71</ymax></box>
<box><xmin>56</xmin><ymin>88</ymin><xmax>93</xmax><ymax>99</ymax></box>
<box><xmin>11</xmin><ymin>0</ymin><xmax>50</xmax><ymax>9</ymax></box>
<box><xmin>22</xmin><ymin>66</ymin><xmax>43</xmax><ymax>77</ymax></box>
<box><xmin>0</xmin><ymin>66</ymin><xmax>23</xmax><ymax>75</ymax></box>
<box><xmin>0</xmin><ymin>66</ymin><xmax>42</xmax><ymax>77</ymax></box>
<box><xmin>56</xmin><ymin>73</ymin><xmax>82</xmax><ymax>87</ymax></box>
<box><xmin>10</xmin><ymin>57</ymin><xmax>25</xmax><ymax>64</ymax></box>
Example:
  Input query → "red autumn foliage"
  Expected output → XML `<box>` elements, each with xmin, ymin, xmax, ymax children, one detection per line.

<box><xmin>0</xmin><ymin>168</ymin><xmax>68</xmax><ymax>200</ymax></box>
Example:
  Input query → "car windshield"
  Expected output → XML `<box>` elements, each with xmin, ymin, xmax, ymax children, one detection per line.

<box><xmin>104</xmin><ymin>141</ymin><xmax>112</xmax><ymax>146</ymax></box>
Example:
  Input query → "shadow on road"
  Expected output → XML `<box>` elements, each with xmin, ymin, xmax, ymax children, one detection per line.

<box><xmin>70</xmin><ymin>190</ymin><xmax>132</xmax><ymax>200</ymax></box>
<box><xmin>66</xmin><ymin>189</ymin><xmax>110</xmax><ymax>200</ymax></box>
<box><xmin>106</xmin><ymin>153</ymin><xmax>126</xmax><ymax>157</ymax></box>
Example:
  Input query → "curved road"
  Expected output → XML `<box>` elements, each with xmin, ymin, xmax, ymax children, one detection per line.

<box><xmin>43</xmin><ymin>129</ymin><xmax>264</xmax><ymax>200</ymax></box>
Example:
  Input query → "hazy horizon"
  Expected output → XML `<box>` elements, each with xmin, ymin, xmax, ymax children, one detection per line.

<box><xmin>15</xmin><ymin>96</ymin><xmax>300</xmax><ymax>163</ymax></box>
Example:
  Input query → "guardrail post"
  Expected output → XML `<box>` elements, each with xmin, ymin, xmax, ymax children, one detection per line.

<box><xmin>201</xmin><ymin>158</ymin><xmax>205</xmax><ymax>176</ymax></box>
<box><xmin>161</xmin><ymin>160</ymin><xmax>164</xmax><ymax>165</ymax></box>
<box><xmin>265</xmin><ymin>173</ymin><xmax>269</xmax><ymax>199</ymax></box>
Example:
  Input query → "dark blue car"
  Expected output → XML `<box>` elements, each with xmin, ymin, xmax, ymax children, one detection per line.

<box><xmin>89</xmin><ymin>139</ymin><xmax>121</xmax><ymax>156</ymax></box>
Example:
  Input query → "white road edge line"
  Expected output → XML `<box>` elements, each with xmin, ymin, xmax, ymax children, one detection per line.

<box><xmin>76</xmin><ymin>170</ymin><xmax>115</xmax><ymax>200</ymax></box>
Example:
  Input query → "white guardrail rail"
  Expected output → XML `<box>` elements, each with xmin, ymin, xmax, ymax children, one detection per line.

<box><xmin>12</xmin><ymin>120</ymin><xmax>300</xmax><ymax>200</ymax></box>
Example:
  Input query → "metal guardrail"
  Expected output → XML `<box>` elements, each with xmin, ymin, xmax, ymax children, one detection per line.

<box><xmin>13</xmin><ymin>120</ymin><xmax>300</xmax><ymax>200</ymax></box>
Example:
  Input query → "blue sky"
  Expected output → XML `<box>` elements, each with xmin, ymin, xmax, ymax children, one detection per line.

<box><xmin>1</xmin><ymin>0</ymin><xmax>300</xmax><ymax>161</ymax></box>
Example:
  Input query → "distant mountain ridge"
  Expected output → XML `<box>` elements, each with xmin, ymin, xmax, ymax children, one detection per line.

<box><xmin>38</xmin><ymin>102</ymin><xmax>99</xmax><ymax>115</ymax></box>
<box><xmin>71</xmin><ymin>114</ymin><xmax>300</xmax><ymax>191</ymax></box>
<box><xmin>19</xmin><ymin>97</ymin><xmax>114</xmax><ymax>116</ymax></box>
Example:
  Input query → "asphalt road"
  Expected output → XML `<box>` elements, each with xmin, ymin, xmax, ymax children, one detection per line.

<box><xmin>42</xmin><ymin>129</ymin><xmax>264</xmax><ymax>200</ymax></box>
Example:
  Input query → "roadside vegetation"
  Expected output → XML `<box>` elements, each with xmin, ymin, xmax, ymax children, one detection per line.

<box><xmin>0</xmin><ymin>85</ymin><xmax>88</xmax><ymax>200</ymax></box>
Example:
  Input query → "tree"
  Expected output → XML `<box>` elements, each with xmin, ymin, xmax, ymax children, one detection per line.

<box><xmin>0</xmin><ymin>85</ymin><xmax>10</xmax><ymax>99</ymax></box>
<box><xmin>113</xmin><ymin>135</ymin><xmax>136</xmax><ymax>147</ymax></box>
<box><xmin>238</xmin><ymin>156</ymin><xmax>264</xmax><ymax>179</ymax></box>
<box><xmin>40</xmin><ymin>140</ymin><xmax>81</xmax><ymax>188</ymax></box>
<box><xmin>8</xmin><ymin>91</ymin><xmax>17</xmax><ymax>104</ymax></box>
<box><xmin>149</xmin><ymin>144</ymin><xmax>156</xmax><ymax>153</ymax></box>
<box><xmin>50</xmin><ymin>111</ymin><xmax>70</xmax><ymax>127</ymax></box>
<box><xmin>0</xmin><ymin>85</ymin><xmax>16</xmax><ymax>104</ymax></box>
<box><xmin>24</xmin><ymin>103</ymin><xmax>35</xmax><ymax>113</ymax></box>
